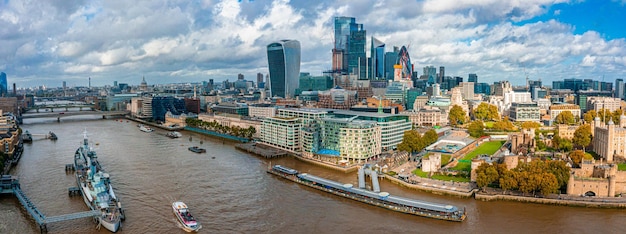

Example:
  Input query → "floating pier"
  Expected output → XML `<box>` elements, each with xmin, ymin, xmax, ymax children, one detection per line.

<box><xmin>235</xmin><ymin>142</ymin><xmax>289</xmax><ymax>158</ymax></box>
<box><xmin>0</xmin><ymin>175</ymin><xmax>101</xmax><ymax>233</ymax></box>
<box><xmin>267</xmin><ymin>165</ymin><xmax>466</xmax><ymax>222</ymax></box>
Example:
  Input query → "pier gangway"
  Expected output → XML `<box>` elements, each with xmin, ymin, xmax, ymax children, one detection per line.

<box><xmin>3</xmin><ymin>176</ymin><xmax>101</xmax><ymax>233</ymax></box>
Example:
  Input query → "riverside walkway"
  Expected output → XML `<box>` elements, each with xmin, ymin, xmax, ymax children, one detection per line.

<box><xmin>0</xmin><ymin>175</ymin><xmax>100</xmax><ymax>233</ymax></box>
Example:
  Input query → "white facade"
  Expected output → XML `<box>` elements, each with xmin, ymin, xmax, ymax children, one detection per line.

<box><xmin>503</xmin><ymin>91</ymin><xmax>531</xmax><ymax>112</ymax></box>
<box><xmin>248</xmin><ymin>105</ymin><xmax>276</xmax><ymax>118</ymax></box>
<box><xmin>261</xmin><ymin>117</ymin><xmax>301</xmax><ymax>153</ymax></box>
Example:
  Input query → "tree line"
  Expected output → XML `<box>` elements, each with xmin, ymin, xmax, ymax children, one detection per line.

<box><xmin>397</xmin><ymin>129</ymin><xmax>439</xmax><ymax>154</ymax></box>
<box><xmin>185</xmin><ymin>118</ymin><xmax>257</xmax><ymax>139</ymax></box>
<box><xmin>475</xmin><ymin>160</ymin><xmax>570</xmax><ymax>196</ymax></box>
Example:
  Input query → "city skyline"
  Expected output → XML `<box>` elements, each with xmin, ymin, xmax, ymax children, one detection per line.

<box><xmin>1</xmin><ymin>0</ymin><xmax>625</xmax><ymax>88</ymax></box>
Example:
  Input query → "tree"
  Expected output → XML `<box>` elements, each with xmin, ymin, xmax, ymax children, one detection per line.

<box><xmin>499</xmin><ymin>170</ymin><xmax>518</xmax><ymax>194</ymax></box>
<box><xmin>472</xmin><ymin>103</ymin><xmax>500</xmax><ymax>121</ymax></box>
<box><xmin>423</xmin><ymin>129</ymin><xmax>439</xmax><ymax>146</ymax></box>
<box><xmin>521</xmin><ymin>121</ymin><xmax>541</xmax><ymax>130</ymax></box>
<box><xmin>554</xmin><ymin>111</ymin><xmax>575</xmax><ymax>125</ymax></box>
<box><xmin>468</xmin><ymin>120</ymin><xmax>486</xmax><ymax>138</ymax></box>
<box><xmin>612</xmin><ymin>109</ymin><xmax>624</xmax><ymax>125</ymax></box>
<box><xmin>475</xmin><ymin>163</ymin><xmax>500</xmax><ymax>189</ymax></box>
<box><xmin>569</xmin><ymin>150</ymin><xmax>586</xmax><ymax>168</ymax></box>
<box><xmin>492</xmin><ymin>116</ymin><xmax>516</xmax><ymax>131</ymax></box>
<box><xmin>583</xmin><ymin>110</ymin><xmax>597</xmax><ymax>123</ymax></box>
<box><xmin>545</xmin><ymin>160</ymin><xmax>570</xmax><ymax>191</ymax></box>
<box><xmin>398</xmin><ymin>130</ymin><xmax>418</xmax><ymax>153</ymax></box>
<box><xmin>572</xmin><ymin>124</ymin><xmax>592</xmax><ymax>151</ymax></box>
<box><xmin>539</xmin><ymin>172</ymin><xmax>559</xmax><ymax>195</ymax></box>
<box><xmin>448</xmin><ymin>105</ymin><xmax>467</xmax><ymax>127</ymax></box>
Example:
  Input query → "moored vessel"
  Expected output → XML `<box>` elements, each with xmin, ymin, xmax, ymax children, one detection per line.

<box><xmin>268</xmin><ymin>165</ymin><xmax>466</xmax><ymax>222</ymax></box>
<box><xmin>138</xmin><ymin>124</ymin><xmax>154</xmax><ymax>133</ymax></box>
<box><xmin>188</xmin><ymin>146</ymin><xmax>206</xmax><ymax>153</ymax></box>
<box><xmin>74</xmin><ymin>130</ymin><xmax>124</xmax><ymax>232</ymax></box>
<box><xmin>172</xmin><ymin>201</ymin><xmax>201</xmax><ymax>232</ymax></box>
<box><xmin>166</xmin><ymin>131</ymin><xmax>182</xmax><ymax>138</ymax></box>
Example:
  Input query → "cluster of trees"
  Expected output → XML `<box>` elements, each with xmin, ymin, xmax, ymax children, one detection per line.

<box><xmin>491</xmin><ymin>116</ymin><xmax>516</xmax><ymax>131</ymax></box>
<box><xmin>468</xmin><ymin>120</ymin><xmax>486</xmax><ymax>138</ymax></box>
<box><xmin>583</xmin><ymin>109</ymin><xmax>624</xmax><ymax>124</ymax></box>
<box><xmin>397</xmin><ymin>129</ymin><xmax>439</xmax><ymax>153</ymax></box>
<box><xmin>521</xmin><ymin>121</ymin><xmax>542</xmax><ymax>129</ymax></box>
<box><xmin>472</xmin><ymin>103</ymin><xmax>500</xmax><ymax>121</ymax></box>
<box><xmin>448</xmin><ymin>105</ymin><xmax>467</xmax><ymax>127</ymax></box>
<box><xmin>568</xmin><ymin>150</ymin><xmax>593</xmax><ymax>168</ymax></box>
<box><xmin>551</xmin><ymin>124</ymin><xmax>593</xmax><ymax>152</ymax></box>
<box><xmin>554</xmin><ymin>111</ymin><xmax>577</xmax><ymax>125</ymax></box>
<box><xmin>185</xmin><ymin>118</ymin><xmax>257</xmax><ymax>139</ymax></box>
<box><xmin>475</xmin><ymin>160</ymin><xmax>570</xmax><ymax>195</ymax></box>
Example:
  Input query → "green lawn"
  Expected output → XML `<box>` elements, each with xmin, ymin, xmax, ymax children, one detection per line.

<box><xmin>452</xmin><ymin>140</ymin><xmax>505</xmax><ymax>172</ymax></box>
<box><xmin>412</xmin><ymin>169</ymin><xmax>470</xmax><ymax>182</ymax></box>
<box><xmin>484</xmin><ymin>121</ymin><xmax>495</xmax><ymax>128</ymax></box>
<box><xmin>618</xmin><ymin>164</ymin><xmax>626</xmax><ymax>171</ymax></box>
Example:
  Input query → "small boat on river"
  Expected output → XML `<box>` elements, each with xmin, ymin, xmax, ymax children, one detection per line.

<box><xmin>188</xmin><ymin>146</ymin><xmax>206</xmax><ymax>153</ymax></box>
<box><xmin>139</xmin><ymin>124</ymin><xmax>154</xmax><ymax>133</ymax></box>
<box><xmin>23</xmin><ymin>130</ymin><xmax>33</xmax><ymax>143</ymax></box>
<box><xmin>172</xmin><ymin>201</ymin><xmax>201</xmax><ymax>232</ymax></box>
<box><xmin>166</xmin><ymin>131</ymin><xmax>182</xmax><ymax>138</ymax></box>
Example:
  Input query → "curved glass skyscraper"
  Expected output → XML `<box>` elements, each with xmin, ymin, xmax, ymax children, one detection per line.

<box><xmin>267</xmin><ymin>40</ymin><xmax>300</xmax><ymax>99</ymax></box>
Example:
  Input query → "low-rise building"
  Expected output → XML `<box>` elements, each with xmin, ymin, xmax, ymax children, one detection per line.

<box><xmin>401</xmin><ymin>106</ymin><xmax>448</xmax><ymax>127</ymax></box>
<box><xmin>567</xmin><ymin>160</ymin><xmax>626</xmax><ymax>197</ymax></box>
<box><xmin>508</xmin><ymin>102</ymin><xmax>540</xmax><ymax>122</ymax></box>
<box><xmin>548</xmin><ymin>103</ymin><xmax>581</xmax><ymax>123</ymax></box>
<box><xmin>421</xmin><ymin>153</ymin><xmax>442</xmax><ymax>172</ymax></box>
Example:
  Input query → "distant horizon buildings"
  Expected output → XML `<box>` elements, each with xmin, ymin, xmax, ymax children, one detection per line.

<box><xmin>267</xmin><ymin>39</ymin><xmax>301</xmax><ymax>99</ymax></box>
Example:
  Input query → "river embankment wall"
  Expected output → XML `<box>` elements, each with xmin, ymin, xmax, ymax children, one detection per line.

<box><xmin>475</xmin><ymin>193</ymin><xmax>626</xmax><ymax>208</ymax></box>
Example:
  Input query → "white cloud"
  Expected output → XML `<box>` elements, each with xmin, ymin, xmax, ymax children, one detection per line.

<box><xmin>0</xmin><ymin>0</ymin><xmax>624</xmax><ymax>88</ymax></box>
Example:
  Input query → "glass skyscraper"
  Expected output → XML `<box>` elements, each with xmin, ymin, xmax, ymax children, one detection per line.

<box><xmin>267</xmin><ymin>40</ymin><xmax>301</xmax><ymax>99</ymax></box>
<box><xmin>334</xmin><ymin>17</ymin><xmax>366</xmax><ymax>79</ymax></box>
<box><xmin>370</xmin><ymin>37</ymin><xmax>385</xmax><ymax>79</ymax></box>
<box><xmin>0</xmin><ymin>72</ymin><xmax>7</xmax><ymax>97</ymax></box>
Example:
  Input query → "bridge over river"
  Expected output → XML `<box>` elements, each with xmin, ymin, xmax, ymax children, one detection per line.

<box><xmin>20</xmin><ymin>110</ymin><xmax>129</xmax><ymax>122</ymax></box>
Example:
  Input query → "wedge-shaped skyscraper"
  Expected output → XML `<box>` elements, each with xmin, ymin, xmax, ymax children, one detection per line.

<box><xmin>267</xmin><ymin>40</ymin><xmax>301</xmax><ymax>99</ymax></box>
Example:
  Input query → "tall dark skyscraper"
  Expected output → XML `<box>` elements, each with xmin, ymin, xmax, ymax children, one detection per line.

<box><xmin>438</xmin><ymin>66</ymin><xmax>445</xmax><ymax>84</ymax></box>
<box><xmin>267</xmin><ymin>40</ymin><xmax>301</xmax><ymax>99</ymax></box>
<box><xmin>616</xmin><ymin>78</ymin><xmax>625</xmax><ymax>100</ymax></box>
<box><xmin>0</xmin><ymin>72</ymin><xmax>7</xmax><ymax>97</ymax></box>
<box><xmin>468</xmin><ymin>73</ymin><xmax>478</xmax><ymax>83</ymax></box>
<box><xmin>334</xmin><ymin>17</ymin><xmax>366</xmax><ymax>79</ymax></box>
<box><xmin>384</xmin><ymin>46</ymin><xmax>399</xmax><ymax>80</ymax></box>
<box><xmin>370</xmin><ymin>37</ymin><xmax>385</xmax><ymax>79</ymax></box>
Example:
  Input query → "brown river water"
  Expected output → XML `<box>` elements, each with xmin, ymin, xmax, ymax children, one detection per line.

<box><xmin>1</xmin><ymin>116</ymin><xmax>624</xmax><ymax>233</ymax></box>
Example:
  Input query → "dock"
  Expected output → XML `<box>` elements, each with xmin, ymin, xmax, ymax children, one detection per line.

<box><xmin>235</xmin><ymin>142</ymin><xmax>289</xmax><ymax>158</ymax></box>
<box><xmin>0</xmin><ymin>175</ymin><xmax>101</xmax><ymax>233</ymax></box>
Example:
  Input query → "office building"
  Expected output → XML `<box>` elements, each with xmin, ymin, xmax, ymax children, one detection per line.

<box><xmin>334</xmin><ymin>17</ymin><xmax>366</xmax><ymax>79</ymax></box>
<box><xmin>151</xmin><ymin>96</ymin><xmax>186</xmax><ymax>121</ymax></box>
<box><xmin>384</xmin><ymin>47</ymin><xmax>399</xmax><ymax>80</ymax></box>
<box><xmin>616</xmin><ymin>79</ymin><xmax>624</xmax><ymax>100</ymax></box>
<box><xmin>438</xmin><ymin>66</ymin><xmax>445</xmax><ymax>84</ymax></box>
<box><xmin>468</xmin><ymin>74</ymin><xmax>478</xmax><ymax>83</ymax></box>
<box><xmin>370</xmin><ymin>37</ymin><xmax>385</xmax><ymax>79</ymax></box>
<box><xmin>267</xmin><ymin>40</ymin><xmax>301</xmax><ymax>99</ymax></box>
<box><xmin>508</xmin><ymin>103</ymin><xmax>540</xmax><ymax>122</ymax></box>
<box><xmin>0</xmin><ymin>72</ymin><xmax>7</xmax><ymax>97</ymax></box>
<box><xmin>423</xmin><ymin>66</ymin><xmax>436</xmax><ymax>84</ymax></box>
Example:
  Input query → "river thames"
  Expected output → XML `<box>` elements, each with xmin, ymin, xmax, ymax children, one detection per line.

<box><xmin>1</xmin><ymin>116</ymin><xmax>625</xmax><ymax>233</ymax></box>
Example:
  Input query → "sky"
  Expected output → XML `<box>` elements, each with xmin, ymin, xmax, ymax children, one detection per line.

<box><xmin>1</xmin><ymin>0</ymin><xmax>625</xmax><ymax>89</ymax></box>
